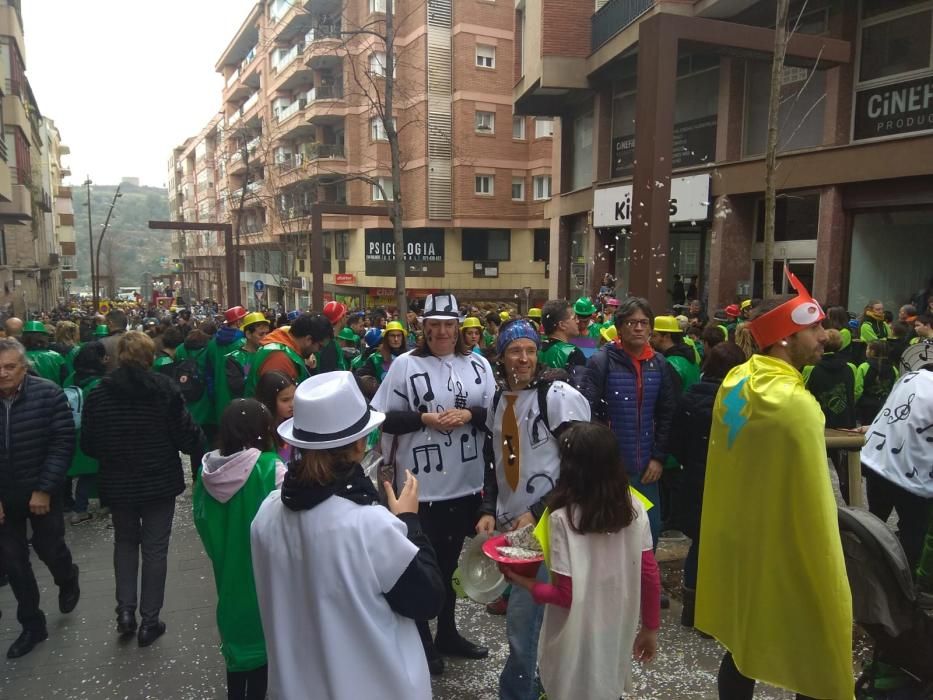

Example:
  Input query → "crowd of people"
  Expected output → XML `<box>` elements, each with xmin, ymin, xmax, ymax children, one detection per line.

<box><xmin>0</xmin><ymin>275</ymin><xmax>931</xmax><ymax>699</ymax></box>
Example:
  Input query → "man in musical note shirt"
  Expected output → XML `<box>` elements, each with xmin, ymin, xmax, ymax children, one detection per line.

<box><xmin>372</xmin><ymin>293</ymin><xmax>495</xmax><ymax>676</ymax></box>
<box><xmin>861</xmin><ymin>351</ymin><xmax>933</xmax><ymax>574</ymax></box>
<box><xmin>476</xmin><ymin>320</ymin><xmax>590</xmax><ymax>700</ymax></box>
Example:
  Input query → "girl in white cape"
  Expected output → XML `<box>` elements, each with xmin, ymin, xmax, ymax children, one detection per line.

<box><xmin>504</xmin><ymin>422</ymin><xmax>661</xmax><ymax>700</ymax></box>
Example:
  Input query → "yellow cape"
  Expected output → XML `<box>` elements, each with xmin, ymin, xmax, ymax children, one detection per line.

<box><xmin>696</xmin><ymin>354</ymin><xmax>853</xmax><ymax>699</ymax></box>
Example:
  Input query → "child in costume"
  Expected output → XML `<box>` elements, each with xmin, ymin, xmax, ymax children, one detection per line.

<box><xmin>504</xmin><ymin>422</ymin><xmax>660</xmax><ymax>700</ymax></box>
<box><xmin>255</xmin><ymin>370</ymin><xmax>296</xmax><ymax>464</ymax></box>
<box><xmin>193</xmin><ymin>399</ymin><xmax>286</xmax><ymax>700</ymax></box>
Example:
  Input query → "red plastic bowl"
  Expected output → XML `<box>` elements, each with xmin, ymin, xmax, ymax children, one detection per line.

<box><xmin>481</xmin><ymin>534</ymin><xmax>543</xmax><ymax>578</ymax></box>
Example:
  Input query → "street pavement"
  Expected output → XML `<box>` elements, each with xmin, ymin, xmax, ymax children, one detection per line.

<box><xmin>1</xmin><ymin>468</ymin><xmax>851</xmax><ymax>699</ymax></box>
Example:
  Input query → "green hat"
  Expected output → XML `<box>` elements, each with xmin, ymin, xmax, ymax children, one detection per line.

<box><xmin>23</xmin><ymin>320</ymin><xmax>47</xmax><ymax>334</ymax></box>
<box><xmin>93</xmin><ymin>325</ymin><xmax>109</xmax><ymax>337</ymax></box>
<box><xmin>337</xmin><ymin>326</ymin><xmax>359</xmax><ymax>343</ymax></box>
<box><xmin>573</xmin><ymin>297</ymin><xmax>597</xmax><ymax>317</ymax></box>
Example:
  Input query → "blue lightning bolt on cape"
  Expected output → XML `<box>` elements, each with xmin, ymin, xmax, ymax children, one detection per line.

<box><xmin>696</xmin><ymin>354</ymin><xmax>854</xmax><ymax>699</ymax></box>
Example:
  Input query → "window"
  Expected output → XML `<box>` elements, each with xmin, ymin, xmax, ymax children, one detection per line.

<box><xmin>335</xmin><ymin>231</ymin><xmax>350</xmax><ymax>260</ymax></box>
<box><xmin>475</xmin><ymin>111</ymin><xmax>495</xmax><ymax>133</ymax></box>
<box><xmin>754</xmin><ymin>192</ymin><xmax>820</xmax><ymax>242</ymax></box>
<box><xmin>372</xmin><ymin>177</ymin><xmax>394</xmax><ymax>201</ymax></box>
<box><xmin>462</xmin><ymin>228</ymin><xmax>511</xmax><ymax>261</ymax></box>
<box><xmin>512</xmin><ymin>116</ymin><xmax>525</xmax><ymax>139</ymax></box>
<box><xmin>475</xmin><ymin>175</ymin><xmax>494</xmax><ymax>195</ymax></box>
<box><xmin>533</xmin><ymin>175</ymin><xmax>552</xmax><ymax>200</ymax></box>
<box><xmin>533</xmin><ymin>228</ymin><xmax>549</xmax><ymax>262</ymax></box>
<box><xmin>511</xmin><ymin>177</ymin><xmax>525</xmax><ymax>201</ymax></box>
<box><xmin>476</xmin><ymin>44</ymin><xmax>496</xmax><ymax>69</ymax></box>
<box><xmin>369</xmin><ymin>0</ymin><xmax>387</xmax><ymax>13</ymax></box>
<box><xmin>370</xmin><ymin>116</ymin><xmax>395</xmax><ymax>141</ymax></box>
<box><xmin>859</xmin><ymin>9</ymin><xmax>932</xmax><ymax>83</ymax></box>
<box><xmin>571</xmin><ymin>111</ymin><xmax>594</xmax><ymax>190</ymax></box>
<box><xmin>534</xmin><ymin>117</ymin><xmax>554</xmax><ymax>138</ymax></box>
<box><xmin>369</xmin><ymin>51</ymin><xmax>388</xmax><ymax>77</ymax></box>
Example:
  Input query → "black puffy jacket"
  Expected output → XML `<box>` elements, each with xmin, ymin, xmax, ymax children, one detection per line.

<box><xmin>81</xmin><ymin>365</ymin><xmax>204</xmax><ymax>506</ymax></box>
<box><xmin>0</xmin><ymin>375</ymin><xmax>75</xmax><ymax>503</ymax></box>
<box><xmin>668</xmin><ymin>377</ymin><xmax>722</xmax><ymax>539</ymax></box>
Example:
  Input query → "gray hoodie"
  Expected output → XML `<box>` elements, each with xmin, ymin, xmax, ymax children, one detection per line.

<box><xmin>200</xmin><ymin>447</ymin><xmax>286</xmax><ymax>503</ymax></box>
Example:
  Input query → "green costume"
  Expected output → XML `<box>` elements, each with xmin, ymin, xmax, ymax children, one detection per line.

<box><xmin>208</xmin><ymin>336</ymin><xmax>246</xmax><ymax>424</ymax></box>
<box><xmin>244</xmin><ymin>342</ymin><xmax>310</xmax><ymax>397</ymax></box>
<box><xmin>666</xmin><ymin>352</ymin><xmax>700</xmax><ymax>394</ymax></box>
<box><xmin>61</xmin><ymin>345</ymin><xmax>80</xmax><ymax>378</ymax></box>
<box><xmin>193</xmin><ymin>451</ymin><xmax>280</xmax><ymax>672</ymax></box>
<box><xmin>65</xmin><ymin>375</ymin><xmax>102</xmax><ymax>478</ymax></box>
<box><xmin>351</xmin><ymin>350</ymin><xmax>391</xmax><ymax>381</ymax></box>
<box><xmin>26</xmin><ymin>349</ymin><xmax>66</xmax><ymax>386</ymax></box>
<box><xmin>153</xmin><ymin>354</ymin><xmax>174</xmax><ymax>372</ymax></box>
<box><xmin>225</xmin><ymin>346</ymin><xmax>258</xmax><ymax>399</ymax></box>
<box><xmin>539</xmin><ymin>338</ymin><xmax>581</xmax><ymax>370</ymax></box>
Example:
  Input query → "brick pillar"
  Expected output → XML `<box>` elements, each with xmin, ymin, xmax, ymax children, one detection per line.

<box><xmin>813</xmin><ymin>185</ymin><xmax>847</xmax><ymax>307</ymax></box>
<box><xmin>708</xmin><ymin>195</ymin><xmax>754</xmax><ymax>309</ymax></box>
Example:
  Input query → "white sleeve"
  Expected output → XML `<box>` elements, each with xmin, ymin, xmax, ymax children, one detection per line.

<box><xmin>635</xmin><ymin>500</ymin><xmax>653</xmax><ymax>552</ymax></box>
<box><xmin>548</xmin><ymin>509</ymin><xmax>573</xmax><ymax>577</ymax></box>
<box><xmin>547</xmin><ymin>381</ymin><xmax>592</xmax><ymax>429</ymax></box>
<box><xmin>363</xmin><ymin>507</ymin><xmax>419</xmax><ymax>593</ymax></box>
<box><xmin>371</xmin><ymin>354</ymin><xmax>409</xmax><ymax>412</ymax></box>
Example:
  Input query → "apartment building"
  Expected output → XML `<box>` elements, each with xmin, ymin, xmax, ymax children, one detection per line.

<box><xmin>169</xmin><ymin>0</ymin><xmax>553</xmax><ymax>310</ymax></box>
<box><xmin>516</xmin><ymin>0</ymin><xmax>933</xmax><ymax>314</ymax></box>
<box><xmin>0</xmin><ymin>0</ymin><xmax>71</xmax><ymax>315</ymax></box>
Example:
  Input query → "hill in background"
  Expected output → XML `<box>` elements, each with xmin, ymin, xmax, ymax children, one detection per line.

<box><xmin>70</xmin><ymin>183</ymin><xmax>172</xmax><ymax>291</ymax></box>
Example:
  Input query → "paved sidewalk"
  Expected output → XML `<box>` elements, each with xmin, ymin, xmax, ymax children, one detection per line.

<box><xmin>0</xmin><ymin>482</ymin><xmax>809</xmax><ymax>699</ymax></box>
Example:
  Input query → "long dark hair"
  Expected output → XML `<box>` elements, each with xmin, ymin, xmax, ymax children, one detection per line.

<box><xmin>73</xmin><ymin>341</ymin><xmax>107</xmax><ymax>385</ymax></box>
<box><xmin>548</xmin><ymin>422</ymin><xmax>636</xmax><ymax>534</ymax></box>
<box><xmin>255</xmin><ymin>370</ymin><xmax>296</xmax><ymax>423</ymax></box>
<box><xmin>219</xmin><ymin>398</ymin><xmax>275</xmax><ymax>456</ymax></box>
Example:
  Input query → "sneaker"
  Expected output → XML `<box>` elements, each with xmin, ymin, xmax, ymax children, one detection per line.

<box><xmin>70</xmin><ymin>512</ymin><xmax>92</xmax><ymax>525</ymax></box>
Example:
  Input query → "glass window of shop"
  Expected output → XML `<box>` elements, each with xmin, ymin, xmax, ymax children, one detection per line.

<box><xmin>570</xmin><ymin>110</ymin><xmax>594</xmax><ymax>191</ymax></box>
<box><xmin>610</xmin><ymin>54</ymin><xmax>719</xmax><ymax>178</ymax></box>
<box><xmin>847</xmin><ymin>208</ymin><xmax>933</xmax><ymax>312</ymax></box>
<box><xmin>462</xmin><ymin>228</ymin><xmax>511</xmax><ymax>261</ymax></box>
<box><xmin>743</xmin><ymin>61</ymin><xmax>827</xmax><ymax>156</ymax></box>
<box><xmin>853</xmin><ymin>1</ymin><xmax>933</xmax><ymax>141</ymax></box>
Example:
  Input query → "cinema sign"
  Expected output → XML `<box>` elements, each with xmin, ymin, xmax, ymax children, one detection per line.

<box><xmin>854</xmin><ymin>75</ymin><xmax>933</xmax><ymax>141</ymax></box>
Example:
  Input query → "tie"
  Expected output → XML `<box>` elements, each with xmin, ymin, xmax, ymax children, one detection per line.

<box><xmin>503</xmin><ymin>393</ymin><xmax>521</xmax><ymax>491</ymax></box>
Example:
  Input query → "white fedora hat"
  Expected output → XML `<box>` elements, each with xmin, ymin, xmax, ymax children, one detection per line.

<box><xmin>278</xmin><ymin>371</ymin><xmax>385</xmax><ymax>450</ymax></box>
<box><xmin>422</xmin><ymin>292</ymin><xmax>460</xmax><ymax>321</ymax></box>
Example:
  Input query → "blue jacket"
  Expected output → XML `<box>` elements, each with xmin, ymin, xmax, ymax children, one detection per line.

<box><xmin>581</xmin><ymin>344</ymin><xmax>675</xmax><ymax>475</ymax></box>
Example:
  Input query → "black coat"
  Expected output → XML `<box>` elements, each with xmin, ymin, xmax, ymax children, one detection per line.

<box><xmin>0</xmin><ymin>375</ymin><xmax>75</xmax><ymax>503</ymax></box>
<box><xmin>668</xmin><ymin>377</ymin><xmax>721</xmax><ymax>539</ymax></box>
<box><xmin>81</xmin><ymin>366</ymin><xmax>204</xmax><ymax>506</ymax></box>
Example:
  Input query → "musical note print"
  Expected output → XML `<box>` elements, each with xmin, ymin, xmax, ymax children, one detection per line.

<box><xmin>891</xmin><ymin>442</ymin><xmax>905</xmax><ymax>455</ymax></box>
<box><xmin>917</xmin><ymin>423</ymin><xmax>933</xmax><ymax>443</ymax></box>
<box><xmin>409</xmin><ymin>372</ymin><xmax>435</xmax><ymax>412</ymax></box>
<box><xmin>412</xmin><ymin>444</ymin><xmax>443</xmax><ymax>474</ymax></box>
<box><xmin>882</xmin><ymin>393</ymin><xmax>915</xmax><ymax>424</ymax></box>
<box><xmin>868</xmin><ymin>431</ymin><xmax>887</xmax><ymax>450</ymax></box>
<box><xmin>460</xmin><ymin>427</ymin><xmax>478</xmax><ymax>462</ymax></box>
<box><xmin>470</xmin><ymin>360</ymin><xmax>485</xmax><ymax>385</ymax></box>
<box><xmin>905</xmin><ymin>466</ymin><xmax>919</xmax><ymax>479</ymax></box>
<box><xmin>448</xmin><ymin>375</ymin><xmax>468</xmax><ymax>410</ymax></box>
<box><xmin>525</xmin><ymin>473</ymin><xmax>555</xmax><ymax>495</ymax></box>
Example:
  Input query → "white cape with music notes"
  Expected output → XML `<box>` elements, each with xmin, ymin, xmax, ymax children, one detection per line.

<box><xmin>372</xmin><ymin>350</ymin><xmax>494</xmax><ymax>500</ymax></box>
<box><xmin>862</xmin><ymin>369</ymin><xmax>933</xmax><ymax>498</ymax></box>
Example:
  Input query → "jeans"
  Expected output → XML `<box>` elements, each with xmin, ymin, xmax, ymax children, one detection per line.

<box><xmin>499</xmin><ymin>564</ymin><xmax>547</xmax><ymax>700</ymax></box>
<box><xmin>718</xmin><ymin>652</ymin><xmax>817</xmax><ymax>700</ymax></box>
<box><xmin>866</xmin><ymin>470</ymin><xmax>931</xmax><ymax>569</ymax></box>
<box><xmin>0</xmin><ymin>493</ymin><xmax>76</xmax><ymax>631</ymax></box>
<box><xmin>630</xmin><ymin>471</ymin><xmax>661</xmax><ymax>549</ymax></box>
<box><xmin>73</xmin><ymin>475</ymin><xmax>97</xmax><ymax>514</ymax></box>
<box><xmin>111</xmin><ymin>498</ymin><xmax>176</xmax><ymax>624</ymax></box>
<box><xmin>227</xmin><ymin>665</ymin><xmax>268</xmax><ymax>700</ymax></box>
<box><xmin>683</xmin><ymin>539</ymin><xmax>699</xmax><ymax>591</ymax></box>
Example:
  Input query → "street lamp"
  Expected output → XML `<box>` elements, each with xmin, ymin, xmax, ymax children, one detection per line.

<box><xmin>93</xmin><ymin>185</ymin><xmax>122</xmax><ymax>308</ymax></box>
<box><xmin>83</xmin><ymin>177</ymin><xmax>93</xmax><ymax>304</ymax></box>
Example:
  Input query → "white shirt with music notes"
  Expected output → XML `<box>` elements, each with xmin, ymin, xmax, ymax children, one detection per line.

<box><xmin>861</xmin><ymin>369</ymin><xmax>933</xmax><ymax>498</ymax></box>
<box><xmin>486</xmin><ymin>381</ymin><xmax>591</xmax><ymax>530</ymax></box>
<box><xmin>372</xmin><ymin>350</ymin><xmax>495</xmax><ymax>501</ymax></box>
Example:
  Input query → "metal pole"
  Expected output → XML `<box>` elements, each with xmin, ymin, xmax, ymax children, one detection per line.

<box><xmin>94</xmin><ymin>184</ymin><xmax>122</xmax><ymax>304</ymax></box>
<box><xmin>311</xmin><ymin>206</ymin><xmax>323</xmax><ymax>311</ymax></box>
<box><xmin>85</xmin><ymin>177</ymin><xmax>95</xmax><ymax>309</ymax></box>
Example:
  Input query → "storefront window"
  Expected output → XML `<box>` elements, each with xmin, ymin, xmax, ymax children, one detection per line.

<box><xmin>753</xmin><ymin>260</ymin><xmax>815</xmax><ymax>300</ymax></box>
<box><xmin>755</xmin><ymin>192</ymin><xmax>820</xmax><ymax>242</ymax></box>
<box><xmin>743</xmin><ymin>60</ymin><xmax>826</xmax><ymax>156</ymax></box>
<box><xmin>461</xmin><ymin>228</ymin><xmax>510</xmax><ymax>261</ymax></box>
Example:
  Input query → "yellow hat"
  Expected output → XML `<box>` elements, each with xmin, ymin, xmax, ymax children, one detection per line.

<box><xmin>242</xmin><ymin>312</ymin><xmax>270</xmax><ymax>330</ymax></box>
<box><xmin>499</xmin><ymin>311</ymin><xmax>511</xmax><ymax>321</ymax></box>
<box><xmin>599</xmin><ymin>325</ymin><xmax>618</xmax><ymax>343</ymax></box>
<box><xmin>527</xmin><ymin>308</ymin><xmax>542</xmax><ymax>319</ymax></box>
<box><xmin>653</xmin><ymin>315</ymin><xmax>681</xmax><ymax>333</ymax></box>
<box><xmin>461</xmin><ymin>317</ymin><xmax>482</xmax><ymax>330</ymax></box>
<box><xmin>741</xmin><ymin>299</ymin><xmax>752</xmax><ymax>310</ymax></box>
<box><xmin>384</xmin><ymin>321</ymin><xmax>406</xmax><ymax>335</ymax></box>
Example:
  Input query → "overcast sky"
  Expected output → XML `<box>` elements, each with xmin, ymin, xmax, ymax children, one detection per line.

<box><xmin>23</xmin><ymin>0</ymin><xmax>257</xmax><ymax>188</ymax></box>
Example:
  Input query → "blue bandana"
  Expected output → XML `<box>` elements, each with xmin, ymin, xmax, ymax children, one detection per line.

<box><xmin>496</xmin><ymin>320</ymin><xmax>540</xmax><ymax>355</ymax></box>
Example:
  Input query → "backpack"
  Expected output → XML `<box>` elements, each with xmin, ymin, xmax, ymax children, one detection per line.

<box><xmin>63</xmin><ymin>385</ymin><xmax>84</xmax><ymax>429</ymax></box>
<box><xmin>174</xmin><ymin>356</ymin><xmax>206</xmax><ymax>404</ymax></box>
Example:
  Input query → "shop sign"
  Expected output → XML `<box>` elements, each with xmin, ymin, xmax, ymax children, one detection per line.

<box><xmin>854</xmin><ymin>75</ymin><xmax>933</xmax><ymax>141</ymax></box>
<box><xmin>593</xmin><ymin>173</ymin><xmax>711</xmax><ymax>228</ymax></box>
<box><xmin>612</xmin><ymin>115</ymin><xmax>717</xmax><ymax>178</ymax></box>
<box><xmin>365</xmin><ymin>228</ymin><xmax>444</xmax><ymax>277</ymax></box>
<box><xmin>335</xmin><ymin>273</ymin><xmax>356</xmax><ymax>285</ymax></box>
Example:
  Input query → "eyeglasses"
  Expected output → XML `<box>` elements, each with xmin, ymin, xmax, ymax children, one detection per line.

<box><xmin>622</xmin><ymin>319</ymin><xmax>650</xmax><ymax>328</ymax></box>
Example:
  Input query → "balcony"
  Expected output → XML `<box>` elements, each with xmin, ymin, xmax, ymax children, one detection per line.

<box><xmin>272</xmin><ymin>44</ymin><xmax>301</xmax><ymax>74</ymax></box>
<box><xmin>242</xmin><ymin>90</ymin><xmax>260</xmax><ymax>114</ymax></box>
<box><xmin>0</xmin><ymin>183</ymin><xmax>33</xmax><ymax>222</ymax></box>
<box><xmin>225</xmin><ymin>67</ymin><xmax>240</xmax><ymax>89</ymax></box>
<box><xmin>306</xmin><ymin>143</ymin><xmax>344</xmax><ymax>160</ymax></box>
<box><xmin>591</xmin><ymin>0</ymin><xmax>654</xmax><ymax>52</ymax></box>
<box><xmin>306</xmin><ymin>23</ymin><xmax>340</xmax><ymax>45</ymax></box>
<box><xmin>274</xmin><ymin>98</ymin><xmax>305</xmax><ymax>124</ymax></box>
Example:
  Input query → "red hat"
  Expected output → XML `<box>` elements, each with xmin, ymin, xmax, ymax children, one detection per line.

<box><xmin>322</xmin><ymin>300</ymin><xmax>347</xmax><ymax>324</ymax></box>
<box><xmin>724</xmin><ymin>304</ymin><xmax>741</xmax><ymax>319</ymax></box>
<box><xmin>748</xmin><ymin>267</ymin><xmax>825</xmax><ymax>350</ymax></box>
<box><xmin>224</xmin><ymin>305</ymin><xmax>247</xmax><ymax>324</ymax></box>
